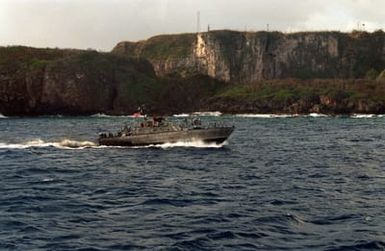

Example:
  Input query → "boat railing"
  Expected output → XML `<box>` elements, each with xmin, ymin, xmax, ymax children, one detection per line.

<box><xmin>207</xmin><ymin>121</ymin><xmax>232</xmax><ymax>128</ymax></box>
<box><xmin>98</xmin><ymin>117</ymin><xmax>234</xmax><ymax>139</ymax></box>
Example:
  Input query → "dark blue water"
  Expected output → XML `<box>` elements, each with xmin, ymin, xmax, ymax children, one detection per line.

<box><xmin>1</xmin><ymin>115</ymin><xmax>385</xmax><ymax>250</ymax></box>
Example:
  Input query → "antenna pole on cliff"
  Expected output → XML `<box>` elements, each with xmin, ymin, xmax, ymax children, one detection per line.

<box><xmin>197</xmin><ymin>11</ymin><xmax>201</xmax><ymax>33</ymax></box>
<box><xmin>266</xmin><ymin>23</ymin><xmax>270</xmax><ymax>32</ymax></box>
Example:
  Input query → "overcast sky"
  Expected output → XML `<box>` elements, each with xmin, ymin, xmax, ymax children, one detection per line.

<box><xmin>1</xmin><ymin>0</ymin><xmax>385</xmax><ymax>51</ymax></box>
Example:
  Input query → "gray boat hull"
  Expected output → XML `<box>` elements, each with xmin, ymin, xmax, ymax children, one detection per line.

<box><xmin>98</xmin><ymin>127</ymin><xmax>234</xmax><ymax>146</ymax></box>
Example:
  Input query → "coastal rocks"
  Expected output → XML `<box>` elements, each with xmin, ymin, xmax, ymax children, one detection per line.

<box><xmin>205</xmin><ymin>95</ymin><xmax>385</xmax><ymax>115</ymax></box>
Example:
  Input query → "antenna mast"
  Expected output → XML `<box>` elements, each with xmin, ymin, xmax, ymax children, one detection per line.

<box><xmin>197</xmin><ymin>11</ymin><xmax>201</xmax><ymax>33</ymax></box>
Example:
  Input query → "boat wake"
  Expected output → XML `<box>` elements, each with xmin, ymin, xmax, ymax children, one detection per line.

<box><xmin>0</xmin><ymin>139</ymin><xmax>98</xmax><ymax>150</ymax></box>
<box><xmin>132</xmin><ymin>140</ymin><xmax>227</xmax><ymax>149</ymax></box>
<box><xmin>0</xmin><ymin>139</ymin><xmax>226</xmax><ymax>150</ymax></box>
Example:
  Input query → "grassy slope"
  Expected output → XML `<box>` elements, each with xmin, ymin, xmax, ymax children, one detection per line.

<box><xmin>135</xmin><ymin>33</ymin><xmax>196</xmax><ymax>60</ymax></box>
<box><xmin>0</xmin><ymin>46</ymin><xmax>83</xmax><ymax>71</ymax></box>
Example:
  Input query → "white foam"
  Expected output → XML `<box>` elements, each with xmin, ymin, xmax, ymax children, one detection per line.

<box><xmin>307</xmin><ymin>113</ymin><xmax>329</xmax><ymax>118</ymax></box>
<box><xmin>235</xmin><ymin>114</ymin><xmax>296</xmax><ymax>118</ymax></box>
<box><xmin>235</xmin><ymin>113</ymin><xmax>330</xmax><ymax>118</ymax></box>
<box><xmin>351</xmin><ymin>114</ymin><xmax>377</xmax><ymax>118</ymax></box>
<box><xmin>0</xmin><ymin>139</ymin><xmax>225</xmax><ymax>150</ymax></box>
<box><xmin>132</xmin><ymin>140</ymin><xmax>227</xmax><ymax>149</ymax></box>
<box><xmin>91</xmin><ymin>113</ymin><xmax>144</xmax><ymax>118</ymax></box>
<box><xmin>0</xmin><ymin>139</ymin><xmax>97</xmax><ymax>150</ymax></box>
<box><xmin>192</xmin><ymin>111</ymin><xmax>222</xmax><ymax>117</ymax></box>
<box><xmin>173</xmin><ymin>113</ymin><xmax>190</xmax><ymax>117</ymax></box>
<box><xmin>0</xmin><ymin>114</ymin><xmax>8</xmax><ymax>118</ymax></box>
<box><xmin>56</xmin><ymin>139</ymin><xmax>97</xmax><ymax>149</ymax></box>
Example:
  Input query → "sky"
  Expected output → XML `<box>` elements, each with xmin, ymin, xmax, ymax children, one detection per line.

<box><xmin>1</xmin><ymin>0</ymin><xmax>385</xmax><ymax>51</ymax></box>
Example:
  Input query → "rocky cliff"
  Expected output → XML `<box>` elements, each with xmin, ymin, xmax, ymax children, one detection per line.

<box><xmin>2</xmin><ymin>30</ymin><xmax>385</xmax><ymax>117</ymax></box>
<box><xmin>113</xmin><ymin>30</ymin><xmax>385</xmax><ymax>83</ymax></box>
<box><xmin>0</xmin><ymin>46</ymin><xmax>158</xmax><ymax>116</ymax></box>
<box><xmin>0</xmin><ymin>46</ymin><xmax>228</xmax><ymax>116</ymax></box>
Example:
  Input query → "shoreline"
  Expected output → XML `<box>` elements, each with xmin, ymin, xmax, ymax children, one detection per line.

<box><xmin>2</xmin><ymin>112</ymin><xmax>385</xmax><ymax>119</ymax></box>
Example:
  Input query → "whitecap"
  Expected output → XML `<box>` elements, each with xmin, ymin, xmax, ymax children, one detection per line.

<box><xmin>307</xmin><ymin>113</ymin><xmax>329</xmax><ymax>118</ymax></box>
<box><xmin>0</xmin><ymin>114</ymin><xmax>8</xmax><ymax>118</ymax></box>
<box><xmin>235</xmin><ymin>114</ymin><xmax>297</xmax><ymax>118</ymax></box>
<box><xmin>351</xmin><ymin>114</ymin><xmax>376</xmax><ymax>118</ymax></box>
<box><xmin>192</xmin><ymin>111</ymin><xmax>222</xmax><ymax>117</ymax></box>
<box><xmin>173</xmin><ymin>113</ymin><xmax>190</xmax><ymax>117</ymax></box>
<box><xmin>91</xmin><ymin>113</ymin><xmax>145</xmax><ymax>118</ymax></box>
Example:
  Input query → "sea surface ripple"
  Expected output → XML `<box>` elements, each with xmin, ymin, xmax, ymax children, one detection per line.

<box><xmin>1</xmin><ymin>115</ymin><xmax>385</xmax><ymax>250</ymax></box>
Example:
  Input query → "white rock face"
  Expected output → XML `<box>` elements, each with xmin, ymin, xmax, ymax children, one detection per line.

<box><xmin>112</xmin><ymin>31</ymin><xmax>385</xmax><ymax>83</ymax></box>
<box><xmin>190</xmin><ymin>32</ymin><xmax>343</xmax><ymax>83</ymax></box>
<box><xmin>194</xmin><ymin>33</ymin><xmax>231</xmax><ymax>82</ymax></box>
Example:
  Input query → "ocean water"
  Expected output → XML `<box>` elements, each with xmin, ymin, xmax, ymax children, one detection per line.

<box><xmin>1</xmin><ymin>115</ymin><xmax>385</xmax><ymax>250</ymax></box>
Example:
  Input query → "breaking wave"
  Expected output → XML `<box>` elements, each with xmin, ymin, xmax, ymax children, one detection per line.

<box><xmin>0</xmin><ymin>114</ymin><xmax>8</xmax><ymax>118</ymax></box>
<box><xmin>0</xmin><ymin>139</ymin><xmax>97</xmax><ymax>149</ymax></box>
<box><xmin>192</xmin><ymin>111</ymin><xmax>222</xmax><ymax>117</ymax></box>
<box><xmin>236</xmin><ymin>113</ymin><xmax>330</xmax><ymax>118</ymax></box>
<box><xmin>173</xmin><ymin>112</ymin><xmax>222</xmax><ymax>117</ymax></box>
<box><xmin>351</xmin><ymin>114</ymin><xmax>385</xmax><ymax>118</ymax></box>
<box><xmin>236</xmin><ymin>114</ymin><xmax>297</xmax><ymax>118</ymax></box>
<box><xmin>307</xmin><ymin>113</ymin><xmax>329</xmax><ymax>117</ymax></box>
<box><xmin>91</xmin><ymin>113</ymin><xmax>145</xmax><ymax>118</ymax></box>
<box><xmin>173</xmin><ymin>113</ymin><xmax>190</xmax><ymax>117</ymax></box>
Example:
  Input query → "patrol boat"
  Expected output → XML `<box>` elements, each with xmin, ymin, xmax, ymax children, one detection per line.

<box><xmin>98</xmin><ymin>117</ymin><xmax>234</xmax><ymax>146</ymax></box>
